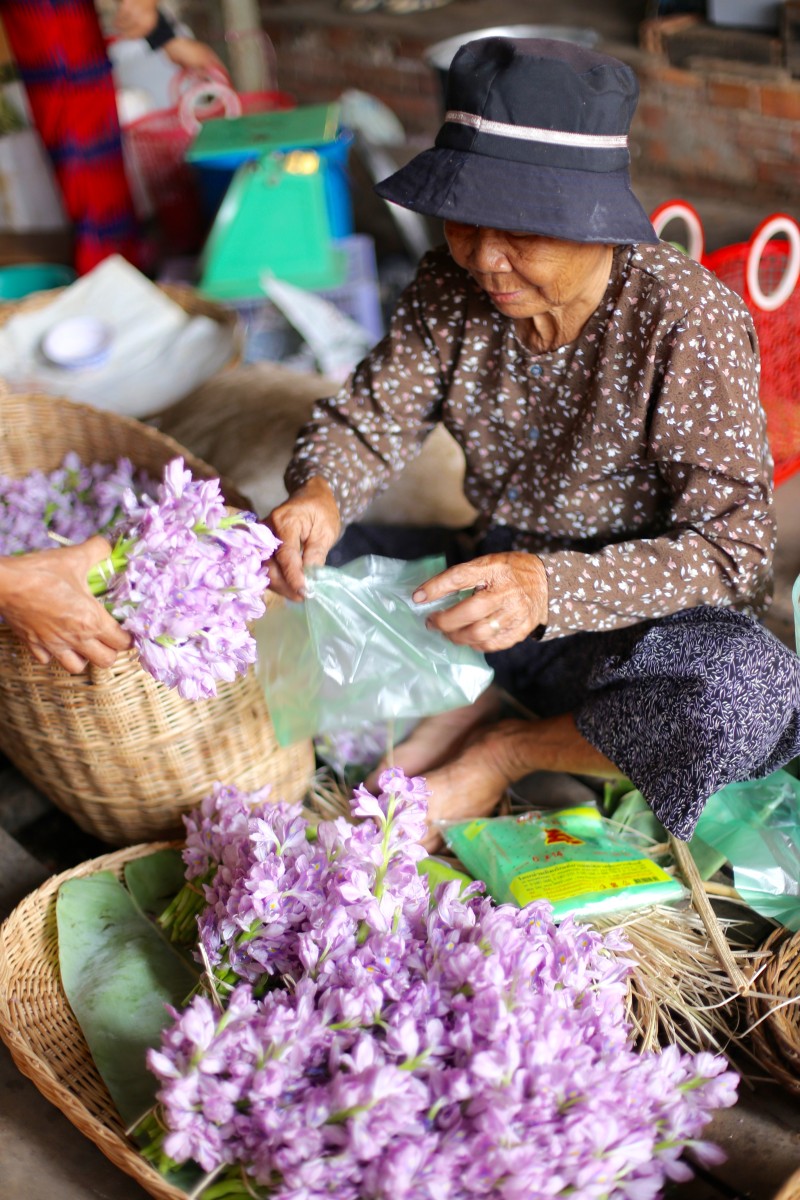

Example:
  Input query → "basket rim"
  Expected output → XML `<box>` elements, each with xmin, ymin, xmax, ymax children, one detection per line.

<box><xmin>0</xmin><ymin>842</ymin><xmax>189</xmax><ymax>1200</ymax></box>
<box><xmin>0</xmin><ymin>390</ymin><xmax>253</xmax><ymax>511</ymax></box>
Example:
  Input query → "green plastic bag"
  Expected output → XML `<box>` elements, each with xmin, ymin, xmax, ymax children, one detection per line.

<box><xmin>693</xmin><ymin>769</ymin><xmax>800</xmax><ymax>930</ymax></box>
<box><xmin>443</xmin><ymin>806</ymin><xmax>685</xmax><ymax>921</ymax></box>
<box><xmin>256</xmin><ymin>555</ymin><xmax>494</xmax><ymax>746</ymax></box>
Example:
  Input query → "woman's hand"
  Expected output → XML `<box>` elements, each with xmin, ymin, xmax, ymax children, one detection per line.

<box><xmin>163</xmin><ymin>37</ymin><xmax>228</xmax><ymax>75</ymax></box>
<box><xmin>265</xmin><ymin>478</ymin><xmax>341</xmax><ymax>602</ymax></box>
<box><xmin>0</xmin><ymin>538</ymin><xmax>132</xmax><ymax>674</ymax></box>
<box><xmin>412</xmin><ymin>552</ymin><xmax>548</xmax><ymax>652</ymax></box>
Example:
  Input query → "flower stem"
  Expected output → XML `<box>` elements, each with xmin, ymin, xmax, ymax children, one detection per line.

<box><xmin>86</xmin><ymin>538</ymin><xmax>134</xmax><ymax>597</ymax></box>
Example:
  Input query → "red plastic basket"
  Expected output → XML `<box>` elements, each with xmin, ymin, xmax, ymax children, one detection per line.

<box><xmin>125</xmin><ymin>75</ymin><xmax>294</xmax><ymax>253</ymax></box>
<box><xmin>651</xmin><ymin>202</ymin><xmax>800</xmax><ymax>486</ymax></box>
<box><xmin>705</xmin><ymin>217</ymin><xmax>800</xmax><ymax>486</ymax></box>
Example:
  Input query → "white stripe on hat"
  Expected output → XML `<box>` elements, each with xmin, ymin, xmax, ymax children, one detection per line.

<box><xmin>445</xmin><ymin>110</ymin><xmax>628</xmax><ymax>150</ymax></box>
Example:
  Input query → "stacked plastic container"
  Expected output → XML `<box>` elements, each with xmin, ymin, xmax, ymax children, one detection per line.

<box><xmin>183</xmin><ymin>101</ymin><xmax>383</xmax><ymax>359</ymax></box>
<box><xmin>233</xmin><ymin>234</ymin><xmax>384</xmax><ymax>363</ymax></box>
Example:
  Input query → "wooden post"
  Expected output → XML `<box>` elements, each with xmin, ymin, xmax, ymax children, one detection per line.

<box><xmin>219</xmin><ymin>0</ymin><xmax>276</xmax><ymax>93</ymax></box>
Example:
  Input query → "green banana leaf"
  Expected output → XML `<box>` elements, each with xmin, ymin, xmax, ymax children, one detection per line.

<box><xmin>124</xmin><ymin>848</ymin><xmax>186</xmax><ymax>919</ymax></box>
<box><xmin>57</xmin><ymin>869</ymin><xmax>199</xmax><ymax>1128</ymax></box>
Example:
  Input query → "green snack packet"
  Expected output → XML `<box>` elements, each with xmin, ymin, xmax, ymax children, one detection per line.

<box><xmin>443</xmin><ymin>806</ymin><xmax>685</xmax><ymax>921</ymax></box>
<box><xmin>417</xmin><ymin>855</ymin><xmax>473</xmax><ymax>894</ymax></box>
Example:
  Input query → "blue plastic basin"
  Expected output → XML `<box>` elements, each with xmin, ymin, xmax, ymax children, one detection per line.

<box><xmin>193</xmin><ymin>128</ymin><xmax>355</xmax><ymax>238</ymax></box>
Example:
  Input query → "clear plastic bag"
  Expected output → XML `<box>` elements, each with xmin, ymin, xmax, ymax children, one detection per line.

<box><xmin>693</xmin><ymin>769</ymin><xmax>800</xmax><ymax>930</ymax></box>
<box><xmin>256</xmin><ymin>555</ymin><xmax>494</xmax><ymax>746</ymax></box>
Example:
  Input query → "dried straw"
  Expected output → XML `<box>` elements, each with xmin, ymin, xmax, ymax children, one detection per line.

<box><xmin>590</xmin><ymin>904</ymin><xmax>763</xmax><ymax>1056</ymax></box>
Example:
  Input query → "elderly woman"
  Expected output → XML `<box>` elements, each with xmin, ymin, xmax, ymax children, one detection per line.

<box><xmin>267</xmin><ymin>37</ymin><xmax>800</xmax><ymax>843</ymax></box>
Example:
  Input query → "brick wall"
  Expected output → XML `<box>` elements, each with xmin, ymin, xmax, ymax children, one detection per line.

<box><xmin>259</xmin><ymin>14</ymin><xmax>800</xmax><ymax>203</ymax></box>
<box><xmin>261</xmin><ymin>19</ymin><xmax>443</xmax><ymax>135</ymax></box>
<box><xmin>619</xmin><ymin>44</ymin><xmax>800</xmax><ymax>200</ymax></box>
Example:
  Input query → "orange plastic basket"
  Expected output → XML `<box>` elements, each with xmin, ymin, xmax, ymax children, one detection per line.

<box><xmin>652</xmin><ymin>203</ymin><xmax>800</xmax><ymax>486</ymax></box>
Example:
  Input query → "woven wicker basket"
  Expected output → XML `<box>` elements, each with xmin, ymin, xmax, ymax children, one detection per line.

<box><xmin>0</xmin><ymin>393</ymin><xmax>314</xmax><ymax>844</ymax></box>
<box><xmin>746</xmin><ymin>926</ymin><xmax>800</xmax><ymax>1096</ymax></box>
<box><xmin>3</xmin><ymin>847</ymin><xmax>799</xmax><ymax>1200</ymax></box>
<box><xmin>0</xmin><ymin>845</ymin><xmax>190</xmax><ymax>1200</ymax></box>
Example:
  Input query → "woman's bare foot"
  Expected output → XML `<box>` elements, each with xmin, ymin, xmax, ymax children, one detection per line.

<box><xmin>366</xmin><ymin>687</ymin><xmax>504</xmax><ymax>791</ymax></box>
<box><xmin>426</xmin><ymin>719</ymin><xmax>522</xmax><ymax>815</ymax></box>
<box><xmin>420</xmin><ymin>714</ymin><xmax>622</xmax><ymax>851</ymax></box>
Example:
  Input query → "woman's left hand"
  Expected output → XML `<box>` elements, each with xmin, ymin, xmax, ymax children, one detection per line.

<box><xmin>412</xmin><ymin>552</ymin><xmax>548</xmax><ymax>652</ymax></box>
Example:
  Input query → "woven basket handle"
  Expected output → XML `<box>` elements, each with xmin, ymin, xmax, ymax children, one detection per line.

<box><xmin>650</xmin><ymin>200</ymin><xmax>705</xmax><ymax>262</ymax></box>
<box><xmin>745</xmin><ymin>214</ymin><xmax>800</xmax><ymax>312</ymax></box>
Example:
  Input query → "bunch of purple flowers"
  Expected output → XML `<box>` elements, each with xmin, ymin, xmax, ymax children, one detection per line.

<box><xmin>87</xmin><ymin>458</ymin><xmax>280</xmax><ymax>700</ymax></box>
<box><xmin>143</xmin><ymin>770</ymin><xmax>738</xmax><ymax>1200</ymax></box>
<box><xmin>0</xmin><ymin>452</ymin><xmax>155</xmax><ymax>555</ymax></box>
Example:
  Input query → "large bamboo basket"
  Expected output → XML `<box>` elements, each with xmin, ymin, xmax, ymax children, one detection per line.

<box><xmin>0</xmin><ymin>845</ymin><xmax>191</xmax><ymax>1200</ymax></box>
<box><xmin>2</xmin><ymin>846</ymin><xmax>799</xmax><ymax>1200</ymax></box>
<box><xmin>0</xmin><ymin>393</ymin><xmax>314</xmax><ymax>844</ymax></box>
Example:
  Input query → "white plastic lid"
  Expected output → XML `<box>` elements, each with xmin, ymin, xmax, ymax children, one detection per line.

<box><xmin>41</xmin><ymin>316</ymin><xmax>114</xmax><ymax>369</ymax></box>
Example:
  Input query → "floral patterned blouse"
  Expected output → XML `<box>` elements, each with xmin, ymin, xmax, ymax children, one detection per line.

<box><xmin>285</xmin><ymin>241</ymin><xmax>774</xmax><ymax>641</ymax></box>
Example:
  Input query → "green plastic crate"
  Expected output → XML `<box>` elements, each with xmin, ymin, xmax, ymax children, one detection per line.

<box><xmin>186</xmin><ymin>102</ymin><xmax>340</xmax><ymax>165</ymax></box>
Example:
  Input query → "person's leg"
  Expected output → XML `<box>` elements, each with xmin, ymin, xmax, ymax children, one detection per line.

<box><xmin>575</xmin><ymin>605</ymin><xmax>800</xmax><ymax>841</ymax></box>
<box><xmin>422</xmin><ymin>710</ymin><xmax>621</xmax><ymax>837</ymax></box>
<box><xmin>2</xmin><ymin>0</ymin><xmax>142</xmax><ymax>274</ymax></box>
<box><xmin>419</xmin><ymin>606</ymin><xmax>800</xmax><ymax>846</ymax></box>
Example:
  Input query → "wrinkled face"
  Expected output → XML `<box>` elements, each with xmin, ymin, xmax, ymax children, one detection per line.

<box><xmin>443</xmin><ymin>222</ymin><xmax>611</xmax><ymax>318</ymax></box>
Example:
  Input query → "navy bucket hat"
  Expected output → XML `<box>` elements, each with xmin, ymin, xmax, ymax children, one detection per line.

<box><xmin>375</xmin><ymin>37</ymin><xmax>658</xmax><ymax>245</ymax></box>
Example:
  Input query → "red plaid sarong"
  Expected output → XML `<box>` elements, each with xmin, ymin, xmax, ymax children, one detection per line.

<box><xmin>1</xmin><ymin>0</ymin><xmax>142</xmax><ymax>273</ymax></box>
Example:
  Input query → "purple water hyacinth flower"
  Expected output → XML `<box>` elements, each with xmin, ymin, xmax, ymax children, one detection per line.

<box><xmin>145</xmin><ymin>769</ymin><xmax>740</xmax><ymax>1200</ymax></box>
<box><xmin>0</xmin><ymin>454</ymin><xmax>279</xmax><ymax>700</ymax></box>
<box><xmin>0</xmin><ymin>454</ymin><xmax>154</xmax><ymax>557</ymax></box>
<box><xmin>87</xmin><ymin>457</ymin><xmax>281</xmax><ymax>699</ymax></box>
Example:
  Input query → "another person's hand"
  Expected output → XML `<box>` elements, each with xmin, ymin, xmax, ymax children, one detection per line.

<box><xmin>0</xmin><ymin>538</ymin><xmax>132</xmax><ymax>674</ymax></box>
<box><xmin>412</xmin><ymin>552</ymin><xmax>548</xmax><ymax>652</ymax></box>
<box><xmin>114</xmin><ymin>0</ymin><xmax>160</xmax><ymax>39</ymax></box>
<box><xmin>265</xmin><ymin>478</ymin><xmax>341</xmax><ymax>602</ymax></box>
<box><xmin>163</xmin><ymin>37</ymin><xmax>228</xmax><ymax>76</ymax></box>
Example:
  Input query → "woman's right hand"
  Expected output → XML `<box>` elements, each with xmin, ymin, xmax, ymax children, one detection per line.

<box><xmin>265</xmin><ymin>478</ymin><xmax>341</xmax><ymax>602</ymax></box>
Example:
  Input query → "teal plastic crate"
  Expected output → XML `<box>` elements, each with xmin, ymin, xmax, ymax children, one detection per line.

<box><xmin>199</xmin><ymin>151</ymin><xmax>347</xmax><ymax>299</ymax></box>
